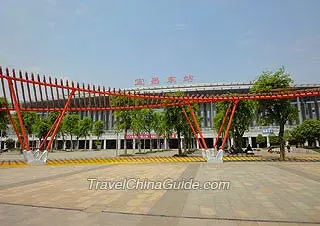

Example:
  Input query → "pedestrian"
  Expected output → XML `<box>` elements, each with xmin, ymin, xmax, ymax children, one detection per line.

<box><xmin>286</xmin><ymin>144</ymin><xmax>291</xmax><ymax>153</ymax></box>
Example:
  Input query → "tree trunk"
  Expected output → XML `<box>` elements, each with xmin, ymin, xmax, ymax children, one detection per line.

<box><xmin>62</xmin><ymin>134</ymin><xmax>66</xmax><ymax>150</ymax></box>
<box><xmin>70</xmin><ymin>135</ymin><xmax>73</xmax><ymax>150</ymax></box>
<box><xmin>183</xmin><ymin>138</ymin><xmax>187</xmax><ymax>153</ymax></box>
<box><xmin>149</xmin><ymin>132</ymin><xmax>152</xmax><ymax>152</ymax></box>
<box><xmin>138</xmin><ymin>137</ymin><xmax>141</xmax><ymax>153</ymax></box>
<box><xmin>84</xmin><ymin>136</ymin><xmax>87</xmax><ymax>149</ymax></box>
<box><xmin>157</xmin><ymin>138</ymin><xmax>160</xmax><ymax>150</ymax></box>
<box><xmin>279</xmin><ymin>123</ymin><xmax>285</xmax><ymax>160</ymax></box>
<box><xmin>124</xmin><ymin>128</ymin><xmax>128</xmax><ymax>155</ymax></box>
<box><xmin>31</xmin><ymin>134</ymin><xmax>34</xmax><ymax>150</ymax></box>
<box><xmin>178</xmin><ymin>131</ymin><xmax>182</xmax><ymax>155</ymax></box>
<box><xmin>234</xmin><ymin>133</ymin><xmax>243</xmax><ymax>150</ymax></box>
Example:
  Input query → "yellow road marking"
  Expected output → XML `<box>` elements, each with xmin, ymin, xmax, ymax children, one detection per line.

<box><xmin>1</xmin><ymin>155</ymin><xmax>319</xmax><ymax>168</ymax></box>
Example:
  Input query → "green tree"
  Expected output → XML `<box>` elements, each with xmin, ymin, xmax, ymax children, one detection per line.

<box><xmin>0</xmin><ymin>98</ymin><xmax>8</xmax><ymax>131</ymax></box>
<box><xmin>13</xmin><ymin>112</ymin><xmax>39</xmax><ymax>136</ymax></box>
<box><xmin>62</xmin><ymin>114</ymin><xmax>80</xmax><ymax>150</ymax></box>
<box><xmin>13</xmin><ymin>112</ymin><xmax>39</xmax><ymax>149</ymax></box>
<box><xmin>48</xmin><ymin>112</ymin><xmax>59</xmax><ymax>125</ymax></box>
<box><xmin>153</xmin><ymin>111</ymin><xmax>169</xmax><ymax>150</ymax></box>
<box><xmin>111</xmin><ymin>96</ymin><xmax>135</xmax><ymax>154</ymax></box>
<box><xmin>141</xmin><ymin>109</ymin><xmax>155</xmax><ymax>151</ymax></box>
<box><xmin>48</xmin><ymin>112</ymin><xmax>60</xmax><ymax>149</ymax></box>
<box><xmin>256</xmin><ymin>134</ymin><xmax>266</xmax><ymax>147</ymax></box>
<box><xmin>93</xmin><ymin>120</ymin><xmax>104</xmax><ymax>148</ymax></box>
<box><xmin>163</xmin><ymin>92</ymin><xmax>200</xmax><ymax>155</ymax></box>
<box><xmin>164</xmin><ymin>104</ymin><xmax>184</xmax><ymax>155</ymax></box>
<box><xmin>214</xmin><ymin>100</ymin><xmax>256</xmax><ymax>149</ymax></box>
<box><xmin>268</xmin><ymin>134</ymin><xmax>280</xmax><ymax>146</ymax></box>
<box><xmin>251</xmin><ymin>67</ymin><xmax>298</xmax><ymax>160</ymax></box>
<box><xmin>295</xmin><ymin>119</ymin><xmax>320</xmax><ymax>146</ymax></box>
<box><xmin>76</xmin><ymin>117</ymin><xmax>93</xmax><ymax>149</ymax></box>
<box><xmin>131</xmin><ymin>109</ymin><xmax>144</xmax><ymax>152</ymax></box>
<box><xmin>33</xmin><ymin>118</ymin><xmax>50</xmax><ymax>143</ymax></box>
<box><xmin>5</xmin><ymin>138</ymin><xmax>15</xmax><ymax>149</ymax></box>
<box><xmin>290</xmin><ymin>126</ymin><xmax>305</xmax><ymax>147</ymax></box>
<box><xmin>284</xmin><ymin>129</ymin><xmax>296</xmax><ymax>145</ymax></box>
<box><xmin>181</xmin><ymin>105</ymin><xmax>201</xmax><ymax>152</ymax></box>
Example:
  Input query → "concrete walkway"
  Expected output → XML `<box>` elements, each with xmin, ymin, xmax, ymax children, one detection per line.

<box><xmin>0</xmin><ymin>162</ymin><xmax>319</xmax><ymax>225</ymax></box>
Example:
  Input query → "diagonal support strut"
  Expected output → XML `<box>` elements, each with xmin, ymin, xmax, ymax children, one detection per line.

<box><xmin>181</xmin><ymin>106</ymin><xmax>203</xmax><ymax>150</ymax></box>
<box><xmin>187</xmin><ymin>104</ymin><xmax>207</xmax><ymax>150</ymax></box>
<box><xmin>221</xmin><ymin>100</ymin><xmax>239</xmax><ymax>150</ymax></box>
<box><xmin>214</xmin><ymin>102</ymin><xmax>232</xmax><ymax>149</ymax></box>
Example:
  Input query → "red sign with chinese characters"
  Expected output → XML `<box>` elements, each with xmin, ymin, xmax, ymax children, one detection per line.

<box><xmin>151</xmin><ymin>77</ymin><xmax>160</xmax><ymax>85</ymax></box>
<box><xmin>183</xmin><ymin>75</ymin><xmax>194</xmax><ymax>82</ymax></box>
<box><xmin>125</xmin><ymin>133</ymin><xmax>177</xmax><ymax>139</ymax></box>
<box><xmin>167</xmin><ymin>76</ymin><xmax>176</xmax><ymax>83</ymax></box>
<box><xmin>134</xmin><ymin>78</ymin><xmax>145</xmax><ymax>86</ymax></box>
<box><xmin>134</xmin><ymin>75</ymin><xmax>195</xmax><ymax>86</ymax></box>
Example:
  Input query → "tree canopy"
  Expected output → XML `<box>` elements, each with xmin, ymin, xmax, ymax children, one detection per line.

<box><xmin>13</xmin><ymin>112</ymin><xmax>39</xmax><ymax>135</ymax></box>
<box><xmin>62</xmin><ymin>114</ymin><xmax>80</xmax><ymax>149</ymax></box>
<box><xmin>163</xmin><ymin>92</ymin><xmax>200</xmax><ymax>155</ymax></box>
<box><xmin>214</xmin><ymin>100</ymin><xmax>256</xmax><ymax>149</ymax></box>
<box><xmin>251</xmin><ymin>67</ymin><xmax>298</xmax><ymax>160</ymax></box>
<box><xmin>289</xmin><ymin>119</ymin><xmax>320</xmax><ymax>146</ymax></box>
<box><xmin>93</xmin><ymin>120</ymin><xmax>104</xmax><ymax>140</ymax></box>
<box><xmin>0</xmin><ymin>98</ymin><xmax>8</xmax><ymax>131</ymax></box>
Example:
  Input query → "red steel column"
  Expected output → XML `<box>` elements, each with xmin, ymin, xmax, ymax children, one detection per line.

<box><xmin>7</xmin><ymin>111</ymin><xmax>24</xmax><ymax>149</ymax></box>
<box><xmin>214</xmin><ymin>102</ymin><xmax>232</xmax><ymax>148</ymax></box>
<box><xmin>181</xmin><ymin>106</ymin><xmax>203</xmax><ymax>149</ymax></box>
<box><xmin>39</xmin><ymin>113</ymin><xmax>61</xmax><ymax>150</ymax></box>
<box><xmin>0</xmin><ymin>67</ymin><xmax>25</xmax><ymax>148</ymax></box>
<box><xmin>45</xmin><ymin>90</ymin><xmax>75</xmax><ymax>151</ymax></box>
<box><xmin>221</xmin><ymin>101</ymin><xmax>239</xmax><ymax>150</ymax></box>
<box><xmin>7</xmin><ymin>78</ymin><xmax>30</xmax><ymax>150</ymax></box>
<box><xmin>187</xmin><ymin>104</ymin><xmax>208</xmax><ymax>150</ymax></box>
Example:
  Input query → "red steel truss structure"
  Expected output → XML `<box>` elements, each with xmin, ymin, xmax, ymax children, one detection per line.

<box><xmin>1</xmin><ymin>66</ymin><xmax>320</xmax><ymax>156</ymax></box>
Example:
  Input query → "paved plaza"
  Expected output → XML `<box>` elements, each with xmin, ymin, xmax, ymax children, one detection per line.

<box><xmin>0</xmin><ymin>162</ymin><xmax>319</xmax><ymax>226</ymax></box>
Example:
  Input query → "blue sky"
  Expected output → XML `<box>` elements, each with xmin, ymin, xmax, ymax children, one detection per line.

<box><xmin>0</xmin><ymin>0</ymin><xmax>320</xmax><ymax>88</ymax></box>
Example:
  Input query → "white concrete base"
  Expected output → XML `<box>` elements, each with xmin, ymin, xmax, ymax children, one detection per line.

<box><xmin>23</xmin><ymin>150</ymin><xmax>48</xmax><ymax>165</ymax></box>
<box><xmin>202</xmin><ymin>148</ymin><xmax>224</xmax><ymax>163</ymax></box>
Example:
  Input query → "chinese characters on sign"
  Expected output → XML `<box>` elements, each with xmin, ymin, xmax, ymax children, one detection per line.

<box><xmin>134</xmin><ymin>79</ymin><xmax>145</xmax><ymax>86</ymax></box>
<box><xmin>134</xmin><ymin>75</ymin><xmax>195</xmax><ymax>86</ymax></box>
<box><xmin>151</xmin><ymin>77</ymin><xmax>160</xmax><ymax>85</ymax></box>
<box><xmin>167</xmin><ymin>76</ymin><xmax>176</xmax><ymax>84</ymax></box>
<box><xmin>183</xmin><ymin>75</ymin><xmax>194</xmax><ymax>82</ymax></box>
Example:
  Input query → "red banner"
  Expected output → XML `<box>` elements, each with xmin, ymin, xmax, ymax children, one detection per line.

<box><xmin>124</xmin><ymin>133</ymin><xmax>176</xmax><ymax>139</ymax></box>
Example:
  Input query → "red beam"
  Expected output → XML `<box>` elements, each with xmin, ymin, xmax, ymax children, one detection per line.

<box><xmin>1</xmin><ymin>73</ymin><xmax>320</xmax><ymax>103</ymax></box>
<box><xmin>7</xmin><ymin>110</ymin><xmax>24</xmax><ymax>149</ymax></box>
<box><xmin>214</xmin><ymin>102</ymin><xmax>232</xmax><ymax>148</ymax></box>
<box><xmin>181</xmin><ymin>106</ymin><xmax>203</xmax><ymax>149</ymax></box>
<box><xmin>0</xmin><ymin>68</ymin><xmax>24</xmax><ymax>147</ymax></box>
<box><xmin>7</xmin><ymin>77</ymin><xmax>30</xmax><ymax>150</ymax></box>
<box><xmin>221</xmin><ymin>101</ymin><xmax>239</xmax><ymax>150</ymax></box>
<box><xmin>187</xmin><ymin>104</ymin><xmax>208</xmax><ymax>150</ymax></box>
<box><xmin>39</xmin><ymin>113</ymin><xmax>61</xmax><ymax>150</ymax></box>
<box><xmin>45</xmin><ymin>90</ymin><xmax>75</xmax><ymax>151</ymax></box>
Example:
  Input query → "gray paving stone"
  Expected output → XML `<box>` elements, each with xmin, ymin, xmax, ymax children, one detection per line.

<box><xmin>1</xmin><ymin>162</ymin><xmax>320</xmax><ymax>225</ymax></box>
